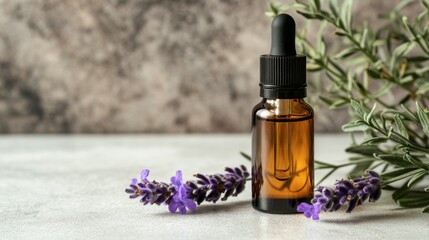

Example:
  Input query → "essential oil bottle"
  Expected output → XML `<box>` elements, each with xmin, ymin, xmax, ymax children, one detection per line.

<box><xmin>251</xmin><ymin>14</ymin><xmax>314</xmax><ymax>214</ymax></box>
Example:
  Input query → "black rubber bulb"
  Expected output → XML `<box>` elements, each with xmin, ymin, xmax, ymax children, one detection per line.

<box><xmin>270</xmin><ymin>14</ymin><xmax>296</xmax><ymax>56</ymax></box>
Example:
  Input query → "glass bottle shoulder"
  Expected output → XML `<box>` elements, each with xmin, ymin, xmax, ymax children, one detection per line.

<box><xmin>253</xmin><ymin>98</ymin><xmax>313</xmax><ymax>121</ymax></box>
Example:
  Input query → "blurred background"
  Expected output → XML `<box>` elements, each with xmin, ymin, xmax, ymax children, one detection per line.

<box><xmin>0</xmin><ymin>0</ymin><xmax>412</xmax><ymax>133</ymax></box>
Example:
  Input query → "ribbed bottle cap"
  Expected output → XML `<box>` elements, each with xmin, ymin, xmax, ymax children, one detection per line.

<box><xmin>260</xmin><ymin>14</ymin><xmax>307</xmax><ymax>99</ymax></box>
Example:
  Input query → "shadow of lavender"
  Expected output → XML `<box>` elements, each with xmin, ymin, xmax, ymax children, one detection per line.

<box><xmin>321</xmin><ymin>208</ymin><xmax>419</xmax><ymax>224</ymax></box>
<box><xmin>154</xmin><ymin>200</ymin><xmax>251</xmax><ymax>216</ymax></box>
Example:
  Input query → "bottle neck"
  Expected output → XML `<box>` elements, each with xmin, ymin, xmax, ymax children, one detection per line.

<box><xmin>259</xmin><ymin>85</ymin><xmax>306</xmax><ymax>99</ymax></box>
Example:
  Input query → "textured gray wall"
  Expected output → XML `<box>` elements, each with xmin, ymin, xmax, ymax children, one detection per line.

<box><xmin>0</xmin><ymin>0</ymin><xmax>405</xmax><ymax>133</ymax></box>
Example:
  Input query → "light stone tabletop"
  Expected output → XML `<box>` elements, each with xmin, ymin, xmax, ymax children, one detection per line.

<box><xmin>0</xmin><ymin>134</ymin><xmax>428</xmax><ymax>240</ymax></box>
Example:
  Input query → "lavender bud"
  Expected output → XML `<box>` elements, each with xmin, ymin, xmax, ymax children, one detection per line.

<box><xmin>222</xmin><ymin>188</ymin><xmax>234</xmax><ymax>201</ymax></box>
<box><xmin>343</xmin><ymin>181</ymin><xmax>354</xmax><ymax>189</ymax></box>
<box><xmin>369</xmin><ymin>177</ymin><xmax>380</xmax><ymax>185</ymax></box>
<box><xmin>234</xmin><ymin>167</ymin><xmax>243</xmax><ymax>176</ymax></box>
<box><xmin>347</xmin><ymin>189</ymin><xmax>356</xmax><ymax>196</ymax></box>
<box><xmin>195</xmin><ymin>174</ymin><xmax>210</xmax><ymax>184</ymax></box>
<box><xmin>369</xmin><ymin>188</ymin><xmax>381</xmax><ymax>202</ymax></box>
<box><xmin>367</xmin><ymin>170</ymin><xmax>380</xmax><ymax>178</ymax></box>
<box><xmin>209</xmin><ymin>178</ymin><xmax>219</xmax><ymax>186</ymax></box>
<box><xmin>337</xmin><ymin>185</ymin><xmax>349</xmax><ymax>194</ymax></box>
<box><xmin>318</xmin><ymin>197</ymin><xmax>329</xmax><ymax>204</ymax></box>
<box><xmin>346</xmin><ymin>197</ymin><xmax>359</xmax><ymax>213</ymax></box>
<box><xmin>339</xmin><ymin>195</ymin><xmax>348</xmax><ymax>205</ymax></box>
<box><xmin>322</xmin><ymin>187</ymin><xmax>334</xmax><ymax>198</ymax></box>
<box><xmin>363</xmin><ymin>185</ymin><xmax>373</xmax><ymax>193</ymax></box>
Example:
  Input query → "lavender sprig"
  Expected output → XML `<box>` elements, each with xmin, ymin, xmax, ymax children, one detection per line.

<box><xmin>297</xmin><ymin>170</ymin><xmax>381</xmax><ymax>220</ymax></box>
<box><xmin>125</xmin><ymin>165</ymin><xmax>249</xmax><ymax>214</ymax></box>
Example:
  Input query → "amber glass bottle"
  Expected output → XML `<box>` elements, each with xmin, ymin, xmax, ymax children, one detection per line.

<box><xmin>252</xmin><ymin>14</ymin><xmax>314</xmax><ymax>213</ymax></box>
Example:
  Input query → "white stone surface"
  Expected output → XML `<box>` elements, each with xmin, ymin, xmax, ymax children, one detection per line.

<box><xmin>0</xmin><ymin>134</ymin><xmax>428</xmax><ymax>240</ymax></box>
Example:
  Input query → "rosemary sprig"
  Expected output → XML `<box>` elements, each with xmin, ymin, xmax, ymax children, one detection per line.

<box><xmin>266</xmin><ymin>0</ymin><xmax>429</xmax><ymax>213</ymax></box>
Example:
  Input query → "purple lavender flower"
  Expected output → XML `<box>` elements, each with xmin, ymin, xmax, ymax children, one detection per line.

<box><xmin>125</xmin><ymin>165</ymin><xmax>250</xmax><ymax>214</ymax></box>
<box><xmin>297</xmin><ymin>203</ymin><xmax>321</xmax><ymax>220</ymax></box>
<box><xmin>297</xmin><ymin>170</ymin><xmax>381</xmax><ymax>220</ymax></box>
<box><xmin>130</xmin><ymin>169</ymin><xmax>149</xmax><ymax>185</ymax></box>
<box><xmin>168</xmin><ymin>170</ymin><xmax>197</xmax><ymax>214</ymax></box>
<box><xmin>140</xmin><ymin>169</ymin><xmax>149</xmax><ymax>182</ymax></box>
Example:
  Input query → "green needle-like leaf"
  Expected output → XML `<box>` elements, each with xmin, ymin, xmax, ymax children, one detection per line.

<box><xmin>316</xmin><ymin>168</ymin><xmax>337</xmax><ymax>186</ymax></box>
<box><xmin>360</xmin><ymin>137</ymin><xmax>388</xmax><ymax>145</ymax></box>
<box><xmin>375</xmin><ymin>154</ymin><xmax>414</xmax><ymax>168</ymax></box>
<box><xmin>393</xmin><ymin>114</ymin><xmax>409</xmax><ymax>139</ymax></box>
<box><xmin>398</xmin><ymin>196</ymin><xmax>429</xmax><ymax>208</ymax></box>
<box><xmin>381</xmin><ymin>168</ymin><xmax>421</xmax><ymax>185</ymax></box>
<box><xmin>350</xmin><ymin>100</ymin><xmax>369</xmax><ymax>120</ymax></box>
<box><xmin>334</xmin><ymin>47</ymin><xmax>359</xmax><ymax>59</ymax></box>
<box><xmin>404</xmin><ymin>154</ymin><xmax>429</xmax><ymax>170</ymax></box>
<box><xmin>393</xmin><ymin>42</ymin><xmax>416</xmax><ymax>58</ymax></box>
<box><xmin>240</xmin><ymin>152</ymin><xmax>251</xmax><ymax>161</ymax></box>
<box><xmin>346</xmin><ymin>145</ymin><xmax>384</xmax><ymax>156</ymax></box>
<box><xmin>315</xmin><ymin>160</ymin><xmax>335</xmax><ymax>169</ymax></box>
<box><xmin>341</xmin><ymin>121</ymin><xmax>369</xmax><ymax>132</ymax></box>
<box><xmin>416</xmin><ymin>102</ymin><xmax>429</xmax><ymax>137</ymax></box>
<box><xmin>422</xmin><ymin>204</ymin><xmax>429</xmax><ymax>213</ymax></box>
<box><xmin>407</xmin><ymin>170</ymin><xmax>427</xmax><ymax>187</ymax></box>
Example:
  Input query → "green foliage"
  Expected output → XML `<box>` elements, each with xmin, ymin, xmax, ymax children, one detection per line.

<box><xmin>267</xmin><ymin>0</ymin><xmax>429</xmax><ymax>213</ymax></box>
<box><xmin>240</xmin><ymin>151</ymin><xmax>251</xmax><ymax>161</ymax></box>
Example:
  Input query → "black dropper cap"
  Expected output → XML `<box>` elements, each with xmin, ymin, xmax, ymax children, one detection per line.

<box><xmin>260</xmin><ymin>14</ymin><xmax>306</xmax><ymax>99</ymax></box>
